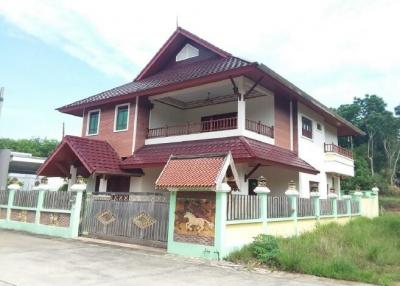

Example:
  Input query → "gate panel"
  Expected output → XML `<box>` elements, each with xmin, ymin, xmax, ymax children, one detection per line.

<box><xmin>81</xmin><ymin>192</ymin><xmax>169</xmax><ymax>248</ymax></box>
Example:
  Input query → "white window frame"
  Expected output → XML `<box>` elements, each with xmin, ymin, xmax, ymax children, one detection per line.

<box><xmin>86</xmin><ymin>109</ymin><xmax>101</xmax><ymax>136</ymax></box>
<box><xmin>113</xmin><ymin>103</ymin><xmax>130</xmax><ymax>132</ymax></box>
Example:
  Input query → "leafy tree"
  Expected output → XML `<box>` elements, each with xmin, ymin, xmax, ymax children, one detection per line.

<box><xmin>0</xmin><ymin>138</ymin><xmax>59</xmax><ymax>157</ymax></box>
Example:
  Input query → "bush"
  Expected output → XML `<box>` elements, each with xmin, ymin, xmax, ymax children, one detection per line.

<box><xmin>250</xmin><ymin>234</ymin><xmax>280</xmax><ymax>267</ymax></box>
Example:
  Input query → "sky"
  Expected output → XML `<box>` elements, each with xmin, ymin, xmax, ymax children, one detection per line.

<box><xmin>0</xmin><ymin>0</ymin><xmax>399</xmax><ymax>140</ymax></box>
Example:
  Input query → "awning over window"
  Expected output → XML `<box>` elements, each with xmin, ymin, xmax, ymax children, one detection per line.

<box><xmin>37</xmin><ymin>136</ymin><xmax>142</xmax><ymax>177</ymax></box>
<box><xmin>155</xmin><ymin>153</ymin><xmax>239</xmax><ymax>191</ymax></box>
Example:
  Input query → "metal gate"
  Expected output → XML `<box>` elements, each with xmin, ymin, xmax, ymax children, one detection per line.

<box><xmin>81</xmin><ymin>192</ymin><xmax>169</xmax><ymax>248</ymax></box>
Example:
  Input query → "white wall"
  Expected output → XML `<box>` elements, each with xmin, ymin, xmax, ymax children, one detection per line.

<box><xmin>325</xmin><ymin>123</ymin><xmax>338</xmax><ymax>145</ymax></box>
<box><xmin>297</xmin><ymin>103</ymin><xmax>329</xmax><ymax>198</ymax></box>
<box><xmin>129</xmin><ymin>167</ymin><xmax>162</xmax><ymax>193</ymax></box>
<box><xmin>234</xmin><ymin>163</ymin><xmax>299</xmax><ymax>196</ymax></box>
<box><xmin>149</xmin><ymin>102</ymin><xmax>183</xmax><ymax>128</ymax></box>
<box><xmin>182</xmin><ymin>101</ymin><xmax>237</xmax><ymax>122</ymax></box>
<box><xmin>245</xmin><ymin>95</ymin><xmax>275</xmax><ymax>127</ymax></box>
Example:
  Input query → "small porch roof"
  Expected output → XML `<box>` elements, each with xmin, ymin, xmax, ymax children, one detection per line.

<box><xmin>122</xmin><ymin>136</ymin><xmax>318</xmax><ymax>175</ymax></box>
<box><xmin>155</xmin><ymin>153</ymin><xmax>239</xmax><ymax>191</ymax></box>
<box><xmin>37</xmin><ymin>136</ymin><xmax>141</xmax><ymax>177</ymax></box>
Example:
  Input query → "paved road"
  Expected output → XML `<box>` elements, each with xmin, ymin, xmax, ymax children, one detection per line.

<box><xmin>0</xmin><ymin>230</ymin><xmax>368</xmax><ymax>286</ymax></box>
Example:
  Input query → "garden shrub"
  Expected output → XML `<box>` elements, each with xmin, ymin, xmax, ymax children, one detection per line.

<box><xmin>250</xmin><ymin>234</ymin><xmax>280</xmax><ymax>267</ymax></box>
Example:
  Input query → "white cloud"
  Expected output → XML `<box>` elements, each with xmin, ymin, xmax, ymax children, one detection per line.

<box><xmin>0</xmin><ymin>0</ymin><xmax>399</xmax><ymax>108</ymax></box>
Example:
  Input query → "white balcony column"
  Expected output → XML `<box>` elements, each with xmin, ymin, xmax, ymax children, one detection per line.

<box><xmin>99</xmin><ymin>175</ymin><xmax>108</xmax><ymax>193</ymax></box>
<box><xmin>67</xmin><ymin>165</ymin><xmax>77</xmax><ymax>192</ymax></box>
<box><xmin>237</xmin><ymin>81</ymin><xmax>246</xmax><ymax>132</ymax></box>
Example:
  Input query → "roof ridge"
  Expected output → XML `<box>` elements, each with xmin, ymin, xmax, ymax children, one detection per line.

<box><xmin>238</xmin><ymin>136</ymin><xmax>256</xmax><ymax>158</ymax></box>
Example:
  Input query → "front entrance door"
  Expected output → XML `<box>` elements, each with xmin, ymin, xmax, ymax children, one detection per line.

<box><xmin>80</xmin><ymin>192</ymin><xmax>169</xmax><ymax>248</ymax></box>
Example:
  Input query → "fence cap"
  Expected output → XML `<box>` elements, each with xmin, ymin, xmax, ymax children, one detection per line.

<box><xmin>38</xmin><ymin>183</ymin><xmax>50</xmax><ymax>191</ymax></box>
<box><xmin>217</xmin><ymin>182</ymin><xmax>231</xmax><ymax>193</ymax></box>
<box><xmin>254</xmin><ymin>176</ymin><xmax>270</xmax><ymax>194</ymax></box>
<box><xmin>310</xmin><ymin>192</ymin><xmax>320</xmax><ymax>198</ymax></box>
<box><xmin>372</xmin><ymin>186</ymin><xmax>379</xmax><ymax>193</ymax></box>
<box><xmin>342</xmin><ymin>195</ymin><xmax>352</xmax><ymax>200</ymax></box>
<box><xmin>328</xmin><ymin>193</ymin><xmax>338</xmax><ymax>199</ymax></box>
<box><xmin>70</xmin><ymin>183</ymin><xmax>87</xmax><ymax>192</ymax></box>
<box><xmin>7</xmin><ymin>183</ymin><xmax>21</xmax><ymax>191</ymax></box>
<box><xmin>285</xmin><ymin>180</ymin><xmax>299</xmax><ymax>196</ymax></box>
<box><xmin>353</xmin><ymin>191</ymin><xmax>363</xmax><ymax>197</ymax></box>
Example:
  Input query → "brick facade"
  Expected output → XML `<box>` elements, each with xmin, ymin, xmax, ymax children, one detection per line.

<box><xmin>81</xmin><ymin>100</ymin><xmax>137</xmax><ymax>157</ymax></box>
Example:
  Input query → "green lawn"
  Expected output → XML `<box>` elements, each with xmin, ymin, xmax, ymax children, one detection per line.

<box><xmin>227</xmin><ymin>214</ymin><xmax>400</xmax><ymax>286</ymax></box>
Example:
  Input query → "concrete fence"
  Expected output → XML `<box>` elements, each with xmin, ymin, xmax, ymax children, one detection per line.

<box><xmin>0</xmin><ymin>183</ymin><xmax>84</xmax><ymax>238</ymax></box>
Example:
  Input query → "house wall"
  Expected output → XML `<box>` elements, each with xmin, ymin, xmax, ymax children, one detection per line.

<box><xmin>129</xmin><ymin>167</ymin><xmax>162</xmax><ymax>193</ymax></box>
<box><xmin>81</xmin><ymin>100</ymin><xmax>136</xmax><ymax>157</ymax></box>
<box><xmin>245</xmin><ymin>95</ymin><xmax>274</xmax><ymax>127</ymax></box>
<box><xmin>226</xmin><ymin>163</ymin><xmax>299</xmax><ymax>196</ymax></box>
<box><xmin>134</xmin><ymin>97</ymin><xmax>151</xmax><ymax>152</ymax></box>
<box><xmin>297</xmin><ymin>103</ymin><xmax>338</xmax><ymax>198</ymax></box>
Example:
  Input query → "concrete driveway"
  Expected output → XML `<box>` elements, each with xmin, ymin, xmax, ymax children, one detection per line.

<box><xmin>0</xmin><ymin>230</ymin><xmax>368</xmax><ymax>286</ymax></box>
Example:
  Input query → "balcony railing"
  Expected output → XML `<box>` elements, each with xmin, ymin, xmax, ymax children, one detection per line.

<box><xmin>147</xmin><ymin>117</ymin><xmax>274</xmax><ymax>139</ymax></box>
<box><xmin>324</xmin><ymin>143</ymin><xmax>353</xmax><ymax>159</ymax></box>
<box><xmin>245</xmin><ymin>119</ymin><xmax>274</xmax><ymax>138</ymax></box>
<box><xmin>147</xmin><ymin>117</ymin><xmax>238</xmax><ymax>138</ymax></box>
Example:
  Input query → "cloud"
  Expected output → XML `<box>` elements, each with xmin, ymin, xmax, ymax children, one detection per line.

<box><xmin>0</xmin><ymin>0</ymin><xmax>399</xmax><ymax>107</ymax></box>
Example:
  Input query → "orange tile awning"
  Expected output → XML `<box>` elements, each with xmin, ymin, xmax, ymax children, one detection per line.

<box><xmin>155</xmin><ymin>153</ymin><xmax>238</xmax><ymax>191</ymax></box>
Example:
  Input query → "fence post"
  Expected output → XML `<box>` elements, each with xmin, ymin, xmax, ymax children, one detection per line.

<box><xmin>310</xmin><ymin>192</ymin><xmax>320</xmax><ymax>220</ymax></box>
<box><xmin>6</xmin><ymin>183</ymin><xmax>20</xmax><ymax>221</ymax></box>
<box><xmin>354</xmin><ymin>191</ymin><xmax>363</xmax><ymax>215</ymax></box>
<box><xmin>254</xmin><ymin>176</ymin><xmax>271</xmax><ymax>234</ymax></box>
<box><xmin>69</xmin><ymin>178</ymin><xmax>86</xmax><ymax>238</ymax></box>
<box><xmin>215</xmin><ymin>182</ymin><xmax>230</xmax><ymax>259</ymax></box>
<box><xmin>328</xmin><ymin>193</ymin><xmax>338</xmax><ymax>218</ymax></box>
<box><xmin>285</xmin><ymin>180</ymin><xmax>299</xmax><ymax>236</ymax></box>
<box><xmin>35</xmin><ymin>178</ymin><xmax>49</xmax><ymax>224</ymax></box>
<box><xmin>342</xmin><ymin>195</ymin><xmax>352</xmax><ymax>217</ymax></box>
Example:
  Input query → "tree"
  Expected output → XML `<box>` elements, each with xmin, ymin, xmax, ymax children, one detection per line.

<box><xmin>0</xmin><ymin>138</ymin><xmax>59</xmax><ymax>157</ymax></box>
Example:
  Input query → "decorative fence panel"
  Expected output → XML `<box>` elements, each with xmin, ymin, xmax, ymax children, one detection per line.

<box><xmin>227</xmin><ymin>194</ymin><xmax>261</xmax><ymax>221</ymax></box>
<box><xmin>268</xmin><ymin>196</ymin><xmax>290</xmax><ymax>218</ymax></box>
<box><xmin>0</xmin><ymin>188</ymin><xmax>82</xmax><ymax>239</ymax></box>
<box><xmin>13</xmin><ymin>190</ymin><xmax>39</xmax><ymax>208</ymax></box>
<box><xmin>81</xmin><ymin>192</ymin><xmax>169</xmax><ymax>248</ymax></box>
<box><xmin>351</xmin><ymin>200</ymin><xmax>360</xmax><ymax>214</ymax></box>
<box><xmin>320</xmin><ymin>199</ymin><xmax>333</xmax><ymax>216</ymax></box>
<box><xmin>43</xmin><ymin>191</ymin><xmax>74</xmax><ymax>210</ymax></box>
<box><xmin>0</xmin><ymin>190</ymin><xmax>8</xmax><ymax>205</ymax></box>
<box><xmin>297</xmin><ymin>198</ymin><xmax>315</xmax><ymax>217</ymax></box>
<box><xmin>337</xmin><ymin>200</ymin><xmax>347</xmax><ymax>215</ymax></box>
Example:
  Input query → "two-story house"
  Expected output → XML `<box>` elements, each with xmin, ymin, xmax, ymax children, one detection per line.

<box><xmin>38</xmin><ymin>27</ymin><xmax>363</xmax><ymax>199</ymax></box>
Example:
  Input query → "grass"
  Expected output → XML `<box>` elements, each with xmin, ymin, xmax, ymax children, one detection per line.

<box><xmin>226</xmin><ymin>214</ymin><xmax>400</xmax><ymax>285</ymax></box>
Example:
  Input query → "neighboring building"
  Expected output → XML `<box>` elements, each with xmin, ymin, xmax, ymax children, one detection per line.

<box><xmin>0</xmin><ymin>149</ymin><xmax>64</xmax><ymax>191</ymax></box>
<box><xmin>38</xmin><ymin>27</ymin><xmax>364</xmax><ymax>198</ymax></box>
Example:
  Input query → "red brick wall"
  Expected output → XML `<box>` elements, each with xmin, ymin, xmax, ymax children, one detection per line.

<box><xmin>274</xmin><ymin>94</ymin><xmax>291</xmax><ymax>150</ymax></box>
<box><xmin>292</xmin><ymin>100</ymin><xmax>299</xmax><ymax>154</ymax></box>
<box><xmin>133</xmin><ymin>97</ymin><xmax>151</xmax><ymax>151</ymax></box>
<box><xmin>81</xmin><ymin>100</ymin><xmax>136</xmax><ymax>157</ymax></box>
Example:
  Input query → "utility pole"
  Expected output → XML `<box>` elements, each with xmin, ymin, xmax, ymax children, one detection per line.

<box><xmin>0</xmin><ymin>87</ymin><xmax>4</xmax><ymax>118</ymax></box>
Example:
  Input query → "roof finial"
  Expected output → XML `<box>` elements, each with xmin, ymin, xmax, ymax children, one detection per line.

<box><xmin>176</xmin><ymin>15</ymin><xmax>179</xmax><ymax>29</ymax></box>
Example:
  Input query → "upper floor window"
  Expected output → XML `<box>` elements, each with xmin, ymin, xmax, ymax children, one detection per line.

<box><xmin>302</xmin><ymin>116</ymin><xmax>313</xmax><ymax>139</ymax></box>
<box><xmin>114</xmin><ymin>104</ymin><xmax>129</xmax><ymax>132</ymax></box>
<box><xmin>176</xmin><ymin>43</ymin><xmax>199</xmax><ymax>62</ymax></box>
<box><xmin>87</xmin><ymin>109</ymin><xmax>100</xmax><ymax>136</ymax></box>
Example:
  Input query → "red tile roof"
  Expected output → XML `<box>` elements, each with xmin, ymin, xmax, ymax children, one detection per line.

<box><xmin>38</xmin><ymin>136</ymin><xmax>140</xmax><ymax>177</ymax></box>
<box><xmin>58</xmin><ymin>57</ymin><xmax>250</xmax><ymax>113</ymax></box>
<box><xmin>121</xmin><ymin>136</ymin><xmax>318</xmax><ymax>174</ymax></box>
<box><xmin>155</xmin><ymin>155</ymin><xmax>226</xmax><ymax>189</ymax></box>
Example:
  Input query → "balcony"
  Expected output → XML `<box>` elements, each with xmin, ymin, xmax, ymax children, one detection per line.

<box><xmin>324</xmin><ymin>143</ymin><xmax>354</xmax><ymax>177</ymax></box>
<box><xmin>147</xmin><ymin>117</ymin><xmax>274</xmax><ymax>139</ymax></box>
<box><xmin>324</xmin><ymin>143</ymin><xmax>352</xmax><ymax>159</ymax></box>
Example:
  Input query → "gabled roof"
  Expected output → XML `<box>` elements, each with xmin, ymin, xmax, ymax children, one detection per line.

<box><xmin>37</xmin><ymin>136</ymin><xmax>141</xmax><ymax>177</ymax></box>
<box><xmin>57</xmin><ymin>27</ymin><xmax>364</xmax><ymax>136</ymax></box>
<box><xmin>121</xmin><ymin>136</ymin><xmax>318</xmax><ymax>175</ymax></box>
<box><xmin>136</xmin><ymin>27</ymin><xmax>231</xmax><ymax>80</ymax></box>
<box><xmin>155</xmin><ymin>153</ymin><xmax>239</xmax><ymax>191</ymax></box>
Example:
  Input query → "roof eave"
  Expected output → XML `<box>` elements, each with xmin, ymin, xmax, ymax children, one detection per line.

<box><xmin>256</xmin><ymin>63</ymin><xmax>365</xmax><ymax>137</ymax></box>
